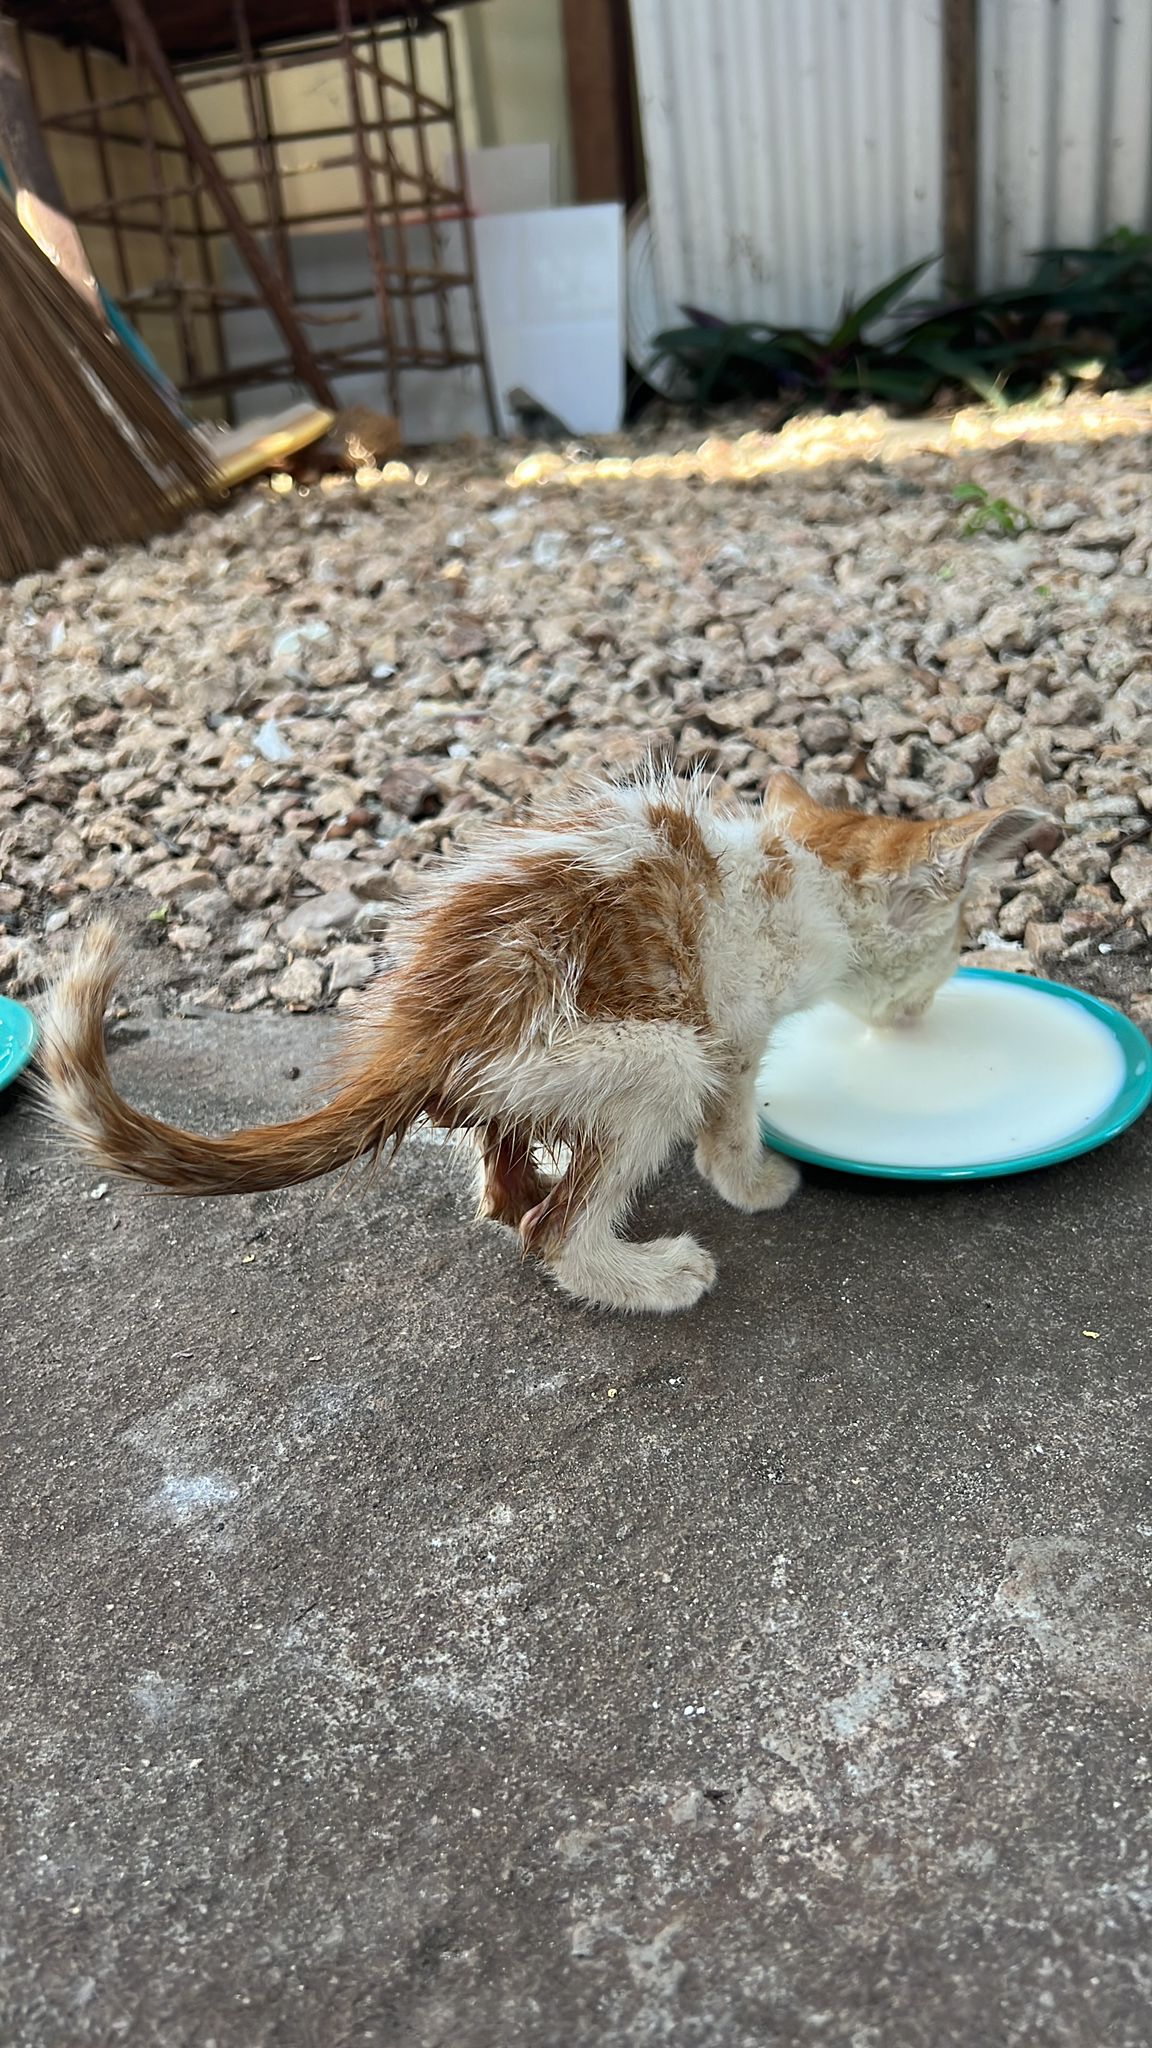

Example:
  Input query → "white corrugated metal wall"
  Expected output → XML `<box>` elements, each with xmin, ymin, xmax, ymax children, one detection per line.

<box><xmin>630</xmin><ymin>0</ymin><xmax>1152</xmax><ymax>333</ymax></box>
<box><xmin>980</xmin><ymin>0</ymin><xmax>1152</xmax><ymax>285</ymax></box>
<box><xmin>630</xmin><ymin>0</ymin><xmax>942</xmax><ymax>329</ymax></box>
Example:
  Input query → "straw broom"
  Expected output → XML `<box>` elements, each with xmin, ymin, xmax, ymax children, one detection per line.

<box><xmin>0</xmin><ymin>197</ymin><xmax>214</xmax><ymax>580</ymax></box>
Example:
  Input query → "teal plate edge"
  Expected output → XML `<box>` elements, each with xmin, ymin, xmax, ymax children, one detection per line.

<box><xmin>758</xmin><ymin>967</ymin><xmax>1152</xmax><ymax>1183</ymax></box>
<box><xmin>0</xmin><ymin>995</ymin><xmax>38</xmax><ymax>1095</ymax></box>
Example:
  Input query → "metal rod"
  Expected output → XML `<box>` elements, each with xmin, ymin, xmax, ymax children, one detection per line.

<box><xmin>181</xmin><ymin>355</ymin><xmax>298</xmax><ymax>394</ymax></box>
<box><xmin>96</xmin><ymin>204</ymin><xmax>473</xmax><ymax>241</ymax></box>
<box><xmin>110</xmin><ymin>0</ymin><xmax>336</xmax><ymax>407</ymax></box>
<box><xmin>401</xmin><ymin>16</ymin><xmax>451</xmax><ymax>371</ymax></box>
<box><xmin>42</xmin><ymin>113</ymin><xmax>454</xmax><ymax>153</ymax></box>
<box><xmin>180</xmin><ymin>340</ymin><xmax>487</xmax><ymax>398</ymax></box>
<box><xmin>232</xmin><ymin>0</ymin><xmax>295</xmax><ymax>300</ymax></box>
<box><xmin>72</xmin><ymin>183</ymin><xmax>235</xmax><ymax>219</ymax></box>
<box><xmin>185</xmin><ymin>33</ymin><xmax>454</xmax><ymax>113</ymax></box>
<box><xmin>43</xmin><ymin>2</ymin><xmax>499</xmax><ymax>419</ymax></box>
<box><xmin>440</xmin><ymin>11</ymin><xmax>498</xmax><ymax>434</ymax></box>
<box><xmin>78</xmin><ymin>41</ymin><xmax>132</xmax><ymax>298</ymax></box>
<box><xmin>365</xmin><ymin>10</ymin><xmax>419</xmax><ymax>362</ymax></box>
<box><xmin>38</xmin><ymin>89</ymin><xmax>189</xmax><ymax>132</ymax></box>
<box><xmin>336</xmin><ymin>0</ymin><xmax>400</xmax><ymax>417</ymax></box>
<box><xmin>117</xmin><ymin>284</ymin><xmax>264</xmax><ymax>308</ymax></box>
<box><xmin>184</xmin><ymin>132</ymin><xmax>231</xmax><ymax>414</ymax></box>
<box><xmin>126</xmin><ymin>28</ymin><xmax>200</xmax><ymax>386</ymax></box>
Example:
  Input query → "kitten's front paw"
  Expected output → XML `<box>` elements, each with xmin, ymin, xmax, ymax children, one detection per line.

<box><xmin>696</xmin><ymin>1138</ymin><xmax>800</xmax><ymax>1213</ymax></box>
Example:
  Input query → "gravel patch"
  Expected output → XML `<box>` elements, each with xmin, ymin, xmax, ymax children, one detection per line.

<box><xmin>1</xmin><ymin>397</ymin><xmax>1150</xmax><ymax>1034</ymax></box>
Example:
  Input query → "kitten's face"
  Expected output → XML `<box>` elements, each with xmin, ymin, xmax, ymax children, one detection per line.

<box><xmin>839</xmin><ymin>881</ymin><xmax>968</xmax><ymax>1029</ymax></box>
<box><xmin>767</xmin><ymin>775</ymin><xmax>1057</xmax><ymax>1030</ymax></box>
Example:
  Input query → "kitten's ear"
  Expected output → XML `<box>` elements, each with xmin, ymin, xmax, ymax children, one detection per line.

<box><xmin>888</xmin><ymin>806</ymin><xmax>1058</xmax><ymax>931</ymax></box>
<box><xmin>765</xmin><ymin>769</ymin><xmax>822</xmax><ymax>816</ymax></box>
<box><xmin>929</xmin><ymin>806</ymin><xmax>1061</xmax><ymax>889</ymax></box>
<box><xmin>765</xmin><ymin>769</ymin><xmax>803</xmax><ymax>804</ymax></box>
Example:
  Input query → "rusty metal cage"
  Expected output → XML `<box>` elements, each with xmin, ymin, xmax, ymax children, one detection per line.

<box><xmin>13</xmin><ymin>0</ymin><xmax>496</xmax><ymax>427</ymax></box>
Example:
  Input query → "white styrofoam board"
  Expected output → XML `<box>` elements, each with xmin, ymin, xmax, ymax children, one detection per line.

<box><xmin>474</xmin><ymin>203</ymin><xmax>624</xmax><ymax>436</ymax></box>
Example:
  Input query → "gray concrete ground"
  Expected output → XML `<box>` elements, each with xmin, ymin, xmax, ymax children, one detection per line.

<box><xmin>1</xmin><ymin>1015</ymin><xmax>1149</xmax><ymax>2048</ymax></box>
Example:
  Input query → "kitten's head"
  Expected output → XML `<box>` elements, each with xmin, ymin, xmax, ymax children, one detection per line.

<box><xmin>767</xmin><ymin>772</ymin><xmax>1060</xmax><ymax>1027</ymax></box>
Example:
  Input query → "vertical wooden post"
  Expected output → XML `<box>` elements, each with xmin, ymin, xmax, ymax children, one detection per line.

<box><xmin>943</xmin><ymin>0</ymin><xmax>978</xmax><ymax>297</ymax></box>
<box><xmin>561</xmin><ymin>0</ymin><xmax>637</xmax><ymax>206</ymax></box>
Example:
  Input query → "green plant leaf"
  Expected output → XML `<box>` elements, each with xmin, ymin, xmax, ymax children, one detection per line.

<box><xmin>828</xmin><ymin>257</ymin><xmax>936</xmax><ymax>348</ymax></box>
<box><xmin>901</xmin><ymin>340</ymin><xmax>1006</xmax><ymax>404</ymax></box>
<box><xmin>830</xmin><ymin>364</ymin><xmax>935</xmax><ymax>403</ymax></box>
<box><xmin>763</xmin><ymin>327</ymin><xmax>826</xmax><ymax>363</ymax></box>
<box><xmin>644</xmin><ymin>234</ymin><xmax>1152</xmax><ymax>413</ymax></box>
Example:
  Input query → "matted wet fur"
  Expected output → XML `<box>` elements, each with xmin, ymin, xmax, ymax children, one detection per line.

<box><xmin>37</xmin><ymin>772</ymin><xmax>1054</xmax><ymax>1313</ymax></box>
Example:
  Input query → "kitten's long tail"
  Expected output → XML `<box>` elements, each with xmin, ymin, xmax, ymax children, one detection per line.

<box><xmin>36</xmin><ymin>922</ymin><xmax>418</xmax><ymax>1195</ymax></box>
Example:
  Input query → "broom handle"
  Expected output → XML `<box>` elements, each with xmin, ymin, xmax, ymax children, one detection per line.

<box><xmin>0</xmin><ymin>20</ymin><xmax>102</xmax><ymax>318</ymax></box>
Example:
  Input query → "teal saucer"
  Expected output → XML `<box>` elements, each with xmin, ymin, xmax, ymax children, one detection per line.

<box><xmin>758</xmin><ymin>968</ymin><xmax>1152</xmax><ymax>1182</ymax></box>
<box><xmin>0</xmin><ymin>995</ymin><xmax>37</xmax><ymax>1095</ymax></box>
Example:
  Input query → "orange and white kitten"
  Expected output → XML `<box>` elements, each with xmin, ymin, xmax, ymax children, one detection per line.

<box><xmin>39</xmin><ymin>772</ymin><xmax>1051</xmax><ymax>1314</ymax></box>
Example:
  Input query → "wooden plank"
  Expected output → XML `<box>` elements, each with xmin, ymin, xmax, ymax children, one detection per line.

<box><xmin>943</xmin><ymin>0</ymin><xmax>978</xmax><ymax>296</ymax></box>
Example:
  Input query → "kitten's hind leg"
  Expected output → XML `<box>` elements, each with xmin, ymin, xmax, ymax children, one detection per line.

<box><xmin>550</xmin><ymin>1207</ymin><xmax>717</xmax><ymax>1313</ymax></box>
<box><xmin>519</xmin><ymin>1027</ymin><xmax>719</xmax><ymax>1313</ymax></box>
<box><xmin>523</xmin><ymin>1136</ymin><xmax>715</xmax><ymax>1312</ymax></box>
<box><xmin>478</xmin><ymin>1124</ymin><xmax>551</xmax><ymax>1228</ymax></box>
<box><xmin>695</xmin><ymin>1052</ymin><xmax>800</xmax><ymax>1213</ymax></box>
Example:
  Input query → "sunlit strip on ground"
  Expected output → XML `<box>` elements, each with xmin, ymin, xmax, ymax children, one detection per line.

<box><xmin>257</xmin><ymin>389</ymin><xmax>1152</xmax><ymax>499</ymax></box>
<box><xmin>506</xmin><ymin>393</ymin><xmax>1152</xmax><ymax>491</ymax></box>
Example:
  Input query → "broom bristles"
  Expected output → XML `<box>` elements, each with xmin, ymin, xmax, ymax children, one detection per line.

<box><xmin>0</xmin><ymin>200</ymin><xmax>215</xmax><ymax>579</ymax></box>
